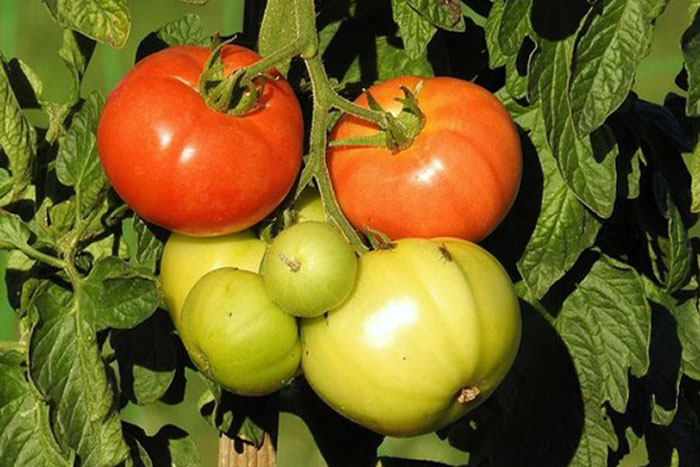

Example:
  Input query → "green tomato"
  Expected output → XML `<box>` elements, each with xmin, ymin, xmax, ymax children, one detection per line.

<box><xmin>295</xmin><ymin>187</ymin><xmax>325</xmax><ymax>223</ymax></box>
<box><xmin>301</xmin><ymin>238</ymin><xmax>521</xmax><ymax>436</ymax></box>
<box><xmin>261</xmin><ymin>221</ymin><xmax>357</xmax><ymax>318</ymax></box>
<box><xmin>160</xmin><ymin>230</ymin><xmax>267</xmax><ymax>328</ymax></box>
<box><xmin>180</xmin><ymin>268</ymin><xmax>301</xmax><ymax>396</ymax></box>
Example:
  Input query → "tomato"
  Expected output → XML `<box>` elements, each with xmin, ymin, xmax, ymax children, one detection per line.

<box><xmin>98</xmin><ymin>45</ymin><xmax>303</xmax><ymax>235</ymax></box>
<box><xmin>160</xmin><ymin>230</ymin><xmax>267</xmax><ymax>328</ymax></box>
<box><xmin>294</xmin><ymin>187</ymin><xmax>325</xmax><ymax>223</ymax></box>
<box><xmin>180</xmin><ymin>268</ymin><xmax>301</xmax><ymax>396</ymax></box>
<box><xmin>261</xmin><ymin>221</ymin><xmax>357</xmax><ymax>317</ymax></box>
<box><xmin>328</xmin><ymin>76</ymin><xmax>521</xmax><ymax>242</ymax></box>
<box><xmin>301</xmin><ymin>238</ymin><xmax>521</xmax><ymax>436</ymax></box>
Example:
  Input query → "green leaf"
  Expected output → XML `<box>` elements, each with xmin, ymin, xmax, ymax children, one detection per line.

<box><xmin>341</xmin><ymin>36</ymin><xmax>434</xmax><ymax>86</ymax></box>
<box><xmin>121</xmin><ymin>216</ymin><xmax>163</xmax><ymax>274</ymax></box>
<box><xmin>157</xmin><ymin>14</ymin><xmax>208</xmax><ymax>47</ymax></box>
<box><xmin>123</xmin><ymin>423</ymin><xmax>200</xmax><ymax>467</ymax></box>
<box><xmin>0</xmin><ymin>349</ymin><xmax>74</xmax><ymax>466</ymax></box>
<box><xmin>5</xmin><ymin>58</ymin><xmax>44</xmax><ymax>109</ymax></box>
<box><xmin>517</xmin><ymin>109</ymin><xmax>601</xmax><ymax>299</ymax></box>
<box><xmin>683</xmin><ymin>7</ymin><xmax>700</xmax><ymax>116</ymax></box>
<box><xmin>498</xmin><ymin>0</ymin><xmax>532</xmax><ymax>55</ymax></box>
<box><xmin>661</xmin><ymin>188</ymin><xmax>692</xmax><ymax>293</ymax></box>
<box><xmin>556</xmin><ymin>256</ymin><xmax>650</xmax><ymax>465</ymax></box>
<box><xmin>392</xmin><ymin>0</ymin><xmax>438</xmax><ymax>60</ymax></box>
<box><xmin>28</xmin><ymin>282</ymin><xmax>130</xmax><ymax>466</ymax></box>
<box><xmin>407</xmin><ymin>0</ymin><xmax>465</xmax><ymax>32</ymax></box>
<box><xmin>0</xmin><ymin>211</ymin><xmax>32</xmax><ymax>251</ymax></box>
<box><xmin>58</xmin><ymin>29</ymin><xmax>96</xmax><ymax>91</ymax></box>
<box><xmin>111</xmin><ymin>311</ymin><xmax>177</xmax><ymax>405</ymax></box>
<box><xmin>557</xmin><ymin>255</ymin><xmax>651</xmax><ymax>412</ymax></box>
<box><xmin>533</xmin><ymin>37</ymin><xmax>618</xmax><ymax>218</ymax></box>
<box><xmin>0</xmin><ymin>56</ymin><xmax>37</xmax><ymax>203</ymax></box>
<box><xmin>197</xmin><ymin>379</ymin><xmax>265</xmax><ymax>446</ymax></box>
<box><xmin>644</xmin><ymin>277</ymin><xmax>700</xmax><ymax>381</ymax></box>
<box><xmin>55</xmin><ymin>91</ymin><xmax>107</xmax><ymax>217</ymax></box>
<box><xmin>83</xmin><ymin>256</ymin><xmax>159</xmax><ymax>331</ymax></box>
<box><xmin>626</xmin><ymin>148</ymin><xmax>643</xmax><ymax>200</ymax></box>
<box><xmin>505</xmin><ymin>52</ymin><xmax>528</xmax><ymax>100</ymax></box>
<box><xmin>258</xmin><ymin>0</ymin><xmax>299</xmax><ymax>76</ymax></box>
<box><xmin>686</xmin><ymin>141</ymin><xmax>700</xmax><ymax>213</ymax></box>
<box><xmin>41</xmin><ymin>0</ymin><xmax>131</xmax><ymax>48</ymax></box>
<box><xmin>569</xmin><ymin>0</ymin><xmax>666</xmax><ymax>136</ymax></box>
<box><xmin>484</xmin><ymin>0</ymin><xmax>508</xmax><ymax>69</ymax></box>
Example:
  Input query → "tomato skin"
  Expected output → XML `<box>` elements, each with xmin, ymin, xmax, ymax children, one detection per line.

<box><xmin>328</xmin><ymin>76</ymin><xmax>521</xmax><ymax>241</ymax></box>
<box><xmin>301</xmin><ymin>238</ymin><xmax>521</xmax><ymax>436</ymax></box>
<box><xmin>159</xmin><ymin>230</ymin><xmax>267</xmax><ymax>328</ymax></box>
<box><xmin>98</xmin><ymin>45</ymin><xmax>303</xmax><ymax>235</ymax></box>
<box><xmin>181</xmin><ymin>268</ymin><xmax>301</xmax><ymax>396</ymax></box>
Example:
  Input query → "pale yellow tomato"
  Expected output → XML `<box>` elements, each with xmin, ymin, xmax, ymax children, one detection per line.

<box><xmin>301</xmin><ymin>238</ymin><xmax>521</xmax><ymax>436</ymax></box>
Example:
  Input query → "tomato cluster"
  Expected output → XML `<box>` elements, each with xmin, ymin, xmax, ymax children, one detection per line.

<box><xmin>99</xmin><ymin>46</ymin><xmax>522</xmax><ymax>436</ymax></box>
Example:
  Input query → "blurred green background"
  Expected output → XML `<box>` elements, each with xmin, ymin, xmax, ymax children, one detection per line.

<box><xmin>0</xmin><ymin>0</ymin><xmax>689</xmax><ymax>465</ymax></box>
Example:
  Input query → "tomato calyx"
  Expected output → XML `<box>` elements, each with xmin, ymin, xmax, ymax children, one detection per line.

<box><xmin>364</xmin><ymin>228</ymin><xmax>395</xmax><ymax>250</ymax></box>
<box><xmin>198</xmin><ymin>40</ymin><xmax>266</xmax><ymax>116</ymax></box>
<box><xmin>329</xmin><ymin>83</ymin><xmax>426</xmax><ymax>152</ymax></box>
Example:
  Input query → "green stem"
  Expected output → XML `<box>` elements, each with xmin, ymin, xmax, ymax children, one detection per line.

<box><xmin>17</xmin><ymin>244</ymin><xmax>67</xmax><ymax>270</ymax></box>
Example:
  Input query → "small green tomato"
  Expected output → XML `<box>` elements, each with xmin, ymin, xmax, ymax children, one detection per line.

<box><xmin>261</xmin><ymin>221</ymin><xmax>357</xmax><ymax>318</ymax></box>
<box><xmin>180</xmin><ymin>268</ymin><xmax>301</xmax><ymax>396</ymax></box>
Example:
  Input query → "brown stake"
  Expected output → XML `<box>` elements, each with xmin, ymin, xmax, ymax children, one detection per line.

<box><xmin>218</xmin><ymin>431</ymin><xmax>277</xmax><ymax>467</ymax></box>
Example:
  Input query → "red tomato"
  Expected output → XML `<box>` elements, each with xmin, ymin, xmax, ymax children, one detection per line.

<box><xmin>97</xmin><ymin>45</ymin><xmax>303</xmax><ymax>235</ymax></box>
<box><xmin>328</xmin><ymin>76</ymin><xmax>521</xmax><ymax>242</ymax></box>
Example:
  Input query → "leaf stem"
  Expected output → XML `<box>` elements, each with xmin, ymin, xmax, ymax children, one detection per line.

<box><xmin>16</xmin><ymin>244</ymin><xmax>66</xmax><ymax>269</ymax></box>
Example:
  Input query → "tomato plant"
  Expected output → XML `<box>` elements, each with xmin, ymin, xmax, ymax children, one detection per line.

<box><xmin>328</xmin><ymin>76</ymin><xmax>522</xmax><ymax>241</ymax></box>
<box><xmin>180</xmin><ymin>267</ymin><xmax>301</xmax><ymax>395</ymax></box>
<box><xmin>97</xmin><ymin>44</ymin><xmax>303</xmax><ymax>236</ymax></box>
<box><xmin>159</xmin><ymin>230</ymin><xmax>267</xmax><ymax>327</ymax></box>
<box><xmin>301</xmin><ymin>238</ymin><xmax>521</xmax><ymax>436</ymax></box>
<box><xmin>1</xmin><ymin>1</ymin><xmax>700</xmax><ymax>467</ymax></box>
<box><xmin>261</xmin><ymin>221</ymin><xmax>357</xmax><ymax>317</ymax></box>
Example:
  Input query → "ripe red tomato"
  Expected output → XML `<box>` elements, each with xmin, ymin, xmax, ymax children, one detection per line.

<box><xmin>97</xmin><ymin>45</ymin><xmax>303</xmax><ymax>235</ymax></box>
<box><xmin>328</xmin><ymin>76</ymin><xmax>521</xmax><ymax>242</ymax></box>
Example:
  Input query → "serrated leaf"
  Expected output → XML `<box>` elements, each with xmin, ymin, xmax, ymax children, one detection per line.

<box><xmin>663</xmin><ymin>190</ymin><xmax>692</xmax><ymax>293</ymax></box>
<box><xmin>407</xmin><ymin>0</ymin><xmax>465</xmax><ymax>32</ymax></box>
<box><xmin>111</xmin><ymin>311</ymin><xmax>177</xmax><ymax>405</ymax></box>
<box><xmin>342</xmin><ymin>36</ymin><xmax>434</xmax><ymax>86</ymax></box>
<box><xmin>121</xmin><ymin>216</ymin><xmax>163</xmax><ymax>274</ymax></box>
<box><xmin>123</xmin><ymin>423</ymin><xmax>200</xmax><ymax>467</ymax></box>
<box><xmin>6</xmin><ymin>58</ymin><xmax>44</xmax><ymax>109</ymax></box>
<box><xmin>647</xmin><ymin>301</ymin><xmax>683</xmax><ymax>425</ymax></box>
<box><xmin>534</xmin><ymin>37</ymin><xmax>618</xmax><ymax>218</ymax></box>
<box><xmin>644</xmin><ymin>277</ymin><xmax>700</xmax><ymax>381</ymax></box>
<box><xmin>83</xmin><ymin>256</ymin><xmax>159</xmax><ymax>331</ymax></box>
<box><xmin>197</xmin><ymin>379</ymin><xmax>265</xmax><ymax>446</ymax></box>
<box><xmin>258</xmin><ymin>0</ymin><xmax>299</xmax><ymax>76</ymax></box>
<box><xmin>517</xmin><ymin>109</ymin><xmax>601</xmax><ymax>298</ymax></box>
<box><xmin>687</xmin><ymin>141</ymin><xmax>700</xmax><ymax>213</ymax></box>
<box><xmin>556</xmin><ymin>256</ymin><xmax>650</xmax><ymax>465</ymax></box>
<box><xmin>683</xmin><ymin>7</ymin><xmax>700</xmax><ymax>116</ymax></box>
<box><xmin>0</xmin><ymin>349</ymin><xmax>74</xmax><ymax>466</ymax></box>
<box><xmin>626</xmin><ymin>148</ymin><xmax>642</xmax><ymax>199</ymax></box>
<box><xmin>569</xmin><ymin>0</ymin><xmax>666</xmax><ymax>137</ymax></box>
<box><xmin>0</xmin><ymin>56</ymin><xmax>37</xmax><ymax>203</ymax></box>
<box><xmin>568</xmin><ymin>401</ymin><xmax>618</xmax><ymax>466</ymax></box>
<box><xmin>157</xmin><ymin>14</ymin><xmax>208</xmax><ymax>47</ymax></box>
<box><xmin>28</xmin><ymin>282</ymin><xmax>130</xmax><ymax>466</ymax></box>
<box><xmin>498</xmin><ymin>0</ymin><xmax>531</xmax><ymax>55</ymax></box>
<box><xmin>55</xmin><ymin>91</ymin><xmax>107</xmax><ymax>217</ymax></box>
<box><xmin>392</xmin><ymin>0</ymin><xmax>438</xmax><ymax>60</ymax></box>
<box><xmin>557</xmin><ymin>255</ymin><xmax>650</xmax><ymax>412</ymax></box>
<box><xmin>484</xmin><ymin>0</ymin><xmax>508</xmax><ymax>69</ymax></box>
<box><xmin>0</xmin><ymin>211</ymin><xmax>32</xmax><ymax>252</ymax></box>
<box><xmin>41</xmin><ymin>0</ymin><xmax>131</xmax><ymax>48</ymax></box>
<box><xmin>505</xmin><ymin>52</ymin><xmax>528</xmax><ymax>99</ymax></box>
<box><xmin>59</xmin><ymin>29</ymin><xmax>96</xmax><ymax>87</ymax></box>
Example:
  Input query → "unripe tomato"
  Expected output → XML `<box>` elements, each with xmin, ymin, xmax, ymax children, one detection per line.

<box><xmin>301</xmin><ymin>238</ymin><xmax>521</xmax><ymax>436</ymax></box>
<box><xmin>328</xmin><ymin>76</ymin><xmax>521</xmax><ymax>242</ymax></box>
<box><xmin>294</xmin><ymin>187</ymin><xmax>325</xmax><ymax>223</ymax></box>
<box><xmin>98</xmin><ymin>45</ymin><xmax>303</xmax><ymax>235</ymax></box>
<box><xmin>180</xmin><ymin>268</ymin><xmax>301</xmax><ymax>396</ymax></box>
<box><xmin>261</xmin><ymin>221</ymin><xmax>357</xmax><ymax>317</ymax></box>
<box><xmin>160</xmin><ymin>230</ymin><xmax>266</xmax><ymax>328</ymax></box>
